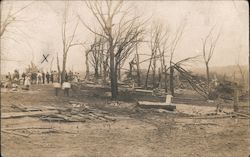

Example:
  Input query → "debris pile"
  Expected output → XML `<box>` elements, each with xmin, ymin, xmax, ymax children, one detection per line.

<box><xmin>2</xmin><ymin>102</ymin><xmax>117</xmax><ymax>123</ymax></box>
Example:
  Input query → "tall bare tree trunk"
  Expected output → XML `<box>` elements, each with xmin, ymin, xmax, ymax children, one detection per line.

<box><xmin>94</xmin><ymin>45</ymin><xmax>99</xmax><ymax>80</ymax></box>
<box><xmin>103</xmin><ymin>59</ymin><xmax>107</xmax><ymax>84</ymax></box>
<box><xmin>109</xmin><ymin>40</ymin><xmax>118</xmax><ymax>99</ymax></box>
<box><xmin>136</xmin><ymin>44</ymin><xmax>141</xmax><ymax>86</ymax></box>
<box><xmin>99</xmin><ymin>45</ymin><xmax>103</xmax><ymax>79</ymax></box>
<box><xmin>164</xmin><ymin>65</ymin><xmax>168</xmax><ymax>92</ymax></box>
<box><xmin>145</xmin><ymin>50</ymin><xmax>154</xmax><ymax>89</ymax></box>
<box><xmin>170</xmin><ymin>65</ymin><xmax>174</xmax><ymax>96</ymax></box>
<box><xmin>57</xmin><ymin>53</ymin><xmax>61</xmax><ymax>83</ymax></box>
<box><xmin>205</xmin><ymin>62</ymin><xmax>210</xmax><ymax>96</ymax></box>
<box><xmin>117</xmin><ymin>64</ymin><xmax>120</xmax><ymax>80</ymax></box>
<box><xmin>152</xmin><ymin>60</ymin><xmax>156</xmax><ymax>88</ymax></box>
<box><xmin>129</xmin><ymin>62</ymin><xmax>133</xmax><ymax>78</ymax></box>
<box><xmin>85</xmin><ymin>51</ymin><xmax>90</xmax><ymax>80</ymax></box>
<box><xmin>145</xmin><ymin>57</ymin><xmax>152</xmax><ymax>89</ymax></box>
<box><xmin>158</xmin><ymin>67</ymin><xmax>161</xmax><ymax>88</ymax></box>
<box><xmin>61</xmin><ymin>51</ymin><xmax>67</xmax><ymax>84</ymax></box>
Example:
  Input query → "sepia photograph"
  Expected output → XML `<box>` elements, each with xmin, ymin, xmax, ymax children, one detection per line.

<box><xmin>0</xmin><ymin>0</ymin><xmax>249</xmax><ymax>156</ymax></box>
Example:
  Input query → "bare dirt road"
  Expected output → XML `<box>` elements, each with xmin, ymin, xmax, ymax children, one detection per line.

<box><xmin>1</xmin><ymin>84</ymin><xmax>249</xmax><ymax>157</ymax></box>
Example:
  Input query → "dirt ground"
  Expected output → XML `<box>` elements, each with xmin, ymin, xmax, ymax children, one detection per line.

<box><xmin>1</xmin><ymin>84</ymin><xmax>249</xmax><ymax>157</ymax></box>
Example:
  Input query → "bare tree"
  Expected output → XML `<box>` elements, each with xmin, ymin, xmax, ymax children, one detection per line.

<box><xmin>202</xmin><ymin>27</ymin><xmax>220</xmax><ymax>98</ymax></box>
<box><xmin>156</xmin><ymin>24</ymin><xmax>169</xmax><ymax>90</ymax></box>
<box><xmin>114</xmin><ymin>19</ymin><xmax>144</xmax><ymax>83</ymax></box>
<box><xmin>79</xmin><ymin>0</ymin><xmax>144</xmax><ymax>99</ymax></box>
<box><xmin>1</xmin><ymin>1</ymin><xmax>34</xmax><ymax>61</ymax></box>
<box><xmin>89</xmin><ymin>36</ymin><xmax>104</xmax><ymax>80</ymax></box>
<box><xmin>145</xmin><ymin>24</ymin><xmax>160</xmax><ymax>89</ymax></box>
<box><xmin>169</xmin><ymin>22</ymin><xmax>186</xmax><ymax>96</ymax></box>
<box><xmin>145</xmin><ymin>22</ymin><xmax>168</xmax><ymax>89</ymax></box>
<box><xmin>60</xmin><ymin>2</ymin><xmax>79</xmax><ymax>84</ymax></box>
<box><xmin>0</xmin><ymin>1</ymin><xmax>33</xmax><ymax>38</ymax></box>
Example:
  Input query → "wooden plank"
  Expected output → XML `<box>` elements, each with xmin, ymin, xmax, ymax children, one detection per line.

<box><xmin>135</xmin><ymin>89</ymin><xmax>153</xmax><ymax>93</ymax></box>
<box><xmin>137</xmin><ymin>101</ymin><xmax>176</xmax><ymax>111</ymax></box>
<box><xmin>1</xmin><ymin>110</ymin><xmax>58</xmax><ymax>119</ymax></box>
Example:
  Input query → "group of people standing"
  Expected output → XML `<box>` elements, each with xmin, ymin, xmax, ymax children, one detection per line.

<box><xmin>21</xmin><ymin>71</ymin><xmax>61</xmax><ymax>86</ymax></box>
<box><xmin>4</xmin><ymin>69</ymin><xmax>80</xmax><ymax>96</ymax></box>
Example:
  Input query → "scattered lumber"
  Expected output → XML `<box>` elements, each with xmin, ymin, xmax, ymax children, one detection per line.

<box><xmin>11</xmin><ymin>103</ymin><xmax>55</xmax><ymax>112</ymax></box>
<box><xmin>1</xmin><ymin>110</ymin><xmax>58</xmax><ymax>119</ymax></box>
<box><xmin>137</xmin><ymin>101</ymin><xmax>176</xmax><ymax>111</ymax></box>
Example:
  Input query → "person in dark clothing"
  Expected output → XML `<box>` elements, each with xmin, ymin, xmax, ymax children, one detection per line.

<box><xmin>65</xmin><ymin>71</ymin><xmax>68</xmax><ymax>82</ymax></box>
<box><xmin>42</xmin><ymin>72</ymin><xmax>45</xmax><ymax>84</ymax></box>
<box><xmin>46</xmin><ymin>72</ymin><xmax>50</xmax><ymax>84</ymax></box>
<box><xmin>8</xmin><ymin>72</ymin><xmax>12</xmax><ymax>81</ymax></box>
<box><xmin>31</xmin><ymin>73</ymin><xmax>35</xmax><ymax>84</ymax></box>
<box><xmin>51</xmin><ymin>72</ymin><xmax>54</xmax><ymax>83</ymax></box>
<box><xmin>22</xmin><ymin>72</ymin><xmax>26</xmax><ymax>85</ymax></box>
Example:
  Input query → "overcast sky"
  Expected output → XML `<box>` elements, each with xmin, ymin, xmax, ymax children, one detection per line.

<box><xmin>1</xmin><ymin>0</ymin><xmax>249</xmax><ymax>74</ymax></box>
